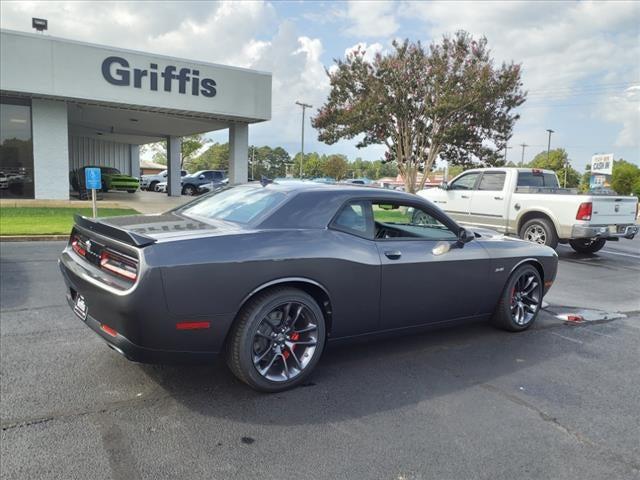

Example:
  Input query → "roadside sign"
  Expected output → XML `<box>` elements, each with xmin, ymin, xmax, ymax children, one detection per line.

<box><xmin>591</xmin><ymin>154</ymin><xmax>613</xmax><ymax>175</ymax></box>
<box><xmin>85</xmin><ymin>168</ymin><xmax>101</xmax><ymax>190</ymax></box>
<box><xmin>84</xmin><ymin>168</ymin><xmax>101</xmax><ymax>218</ymax></box>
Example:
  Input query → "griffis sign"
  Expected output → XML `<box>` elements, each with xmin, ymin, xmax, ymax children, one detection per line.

<box><xmin>101</xmin><ymin>56</ymin><xmax>217</xmax><ymax>97</ymax></box>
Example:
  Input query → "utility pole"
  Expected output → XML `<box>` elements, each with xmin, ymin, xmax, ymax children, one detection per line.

<box><xmin>503</xmin><ymin>145</ymin><xmax>512</xmax><ymax>163</ymax></box>
<box><xmin>546</xmin><ymin>129</ymin><xmax>554</xmax><ymax>162</ymax></box>
<box><xmin>519</xmin><ymin>143</ymin><xmax>528</xmax><ymax>166</ymax></box>
<box><xmin>295</xmin><ymin>101</ymin><xmax>312</xmax><ymax>178</ymax></box>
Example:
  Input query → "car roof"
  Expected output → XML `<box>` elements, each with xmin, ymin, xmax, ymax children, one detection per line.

<box><xmin>243</xmin><ymin>179</ymin><xmax>410</xmax><ymax>197</ymax></box>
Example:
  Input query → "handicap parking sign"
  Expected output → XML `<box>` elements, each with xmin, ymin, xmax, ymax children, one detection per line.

<box><xmin>85</xmin><ymin>168</ymin><xmax>101</xmax><ymax>190</ymax></box>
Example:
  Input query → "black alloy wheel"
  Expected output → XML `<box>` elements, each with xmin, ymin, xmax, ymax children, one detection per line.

<box><xmin>226</xmin><ymin>288</ymin><xmax>326</xmax><ymax>392</ymax></box>
<box><xmin>492</xmin><ymin>264</ymin><xmax>542</xmax><ymax>332</ymax></box>
<box><xmin>182</xmin><ymin>184</ymin><xmax>197</xmax><ymax>196</ymax></box>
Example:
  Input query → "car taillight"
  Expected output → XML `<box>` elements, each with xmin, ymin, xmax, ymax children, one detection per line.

<box><xmin>576</xmin><ymin>202</ymin><xmax>592</xmax><ymax>221</ymax></box>
<box><xmin>71</xmin><ymin>235</ymin><xmax>86</xmax><ymax>256</ymax></box>
<box><xmin>100</xmin><ymin>249</ymin><xmax>138</xmax><ymax>281</ymax></box>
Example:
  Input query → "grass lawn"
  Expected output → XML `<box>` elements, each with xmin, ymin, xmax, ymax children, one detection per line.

<box><xmin>0</xmin><ymin>207</ymin><xmax>138</xmax><ymax>236</ymax></box>
<box><xmin>372</xmin><ymin>207</ymin><xmax>411</xmax><ymax>223</ymax></box>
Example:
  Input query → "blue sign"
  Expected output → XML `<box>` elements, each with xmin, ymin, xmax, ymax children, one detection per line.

<box><xmin>85</xmin><ymin>168</ymin><xmax>102</xmax><ymax>190</ymax></box>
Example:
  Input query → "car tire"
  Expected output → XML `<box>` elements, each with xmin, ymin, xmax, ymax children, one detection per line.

<box><xmin>101</xmin><ymin>182</ymin><xmax>108</xmax><ymax>193</ymax></box>
<box><xmin>148</xmin><ymin>181</ymin><xmax>158</xmax><ymax>192</ymax></box>
<box><xmin>182</xmin><ymin>184</ymin><xmax>197</xmax><ymax>196</ymax></box>
<box><xmin>569</xmin><ymin>238</ymin><xmax>606</xmax><ymax>254</ymax></box>
<box><xmin>519</xmin><ymin>218</ymin><xmax>558</xmax><ymax>249</ymax></box>
<box><xmin>492</xmin><ymin>264</ymin><xmax>543</xmax><ymax>332</ymax></box>
<box><xmin>127</xmin><ymin>190</ymin><xmax>136</xmax><ymax>194</ymax></box>
<box><xmin>226</xmin><ymin>287</ymin><xmax>326</xmax><ymax>393</ymax></box>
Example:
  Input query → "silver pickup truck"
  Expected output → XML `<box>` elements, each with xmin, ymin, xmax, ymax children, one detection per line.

<box><xmin>418</xmin><ymin>167</ymin><xmax>638</xmax><ymax>253</ymax></box>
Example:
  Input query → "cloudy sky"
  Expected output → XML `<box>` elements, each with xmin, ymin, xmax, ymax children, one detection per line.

<box><xmin>2</xmin><ymin>1</ymin><xmax>639</xmax><ymax>170</ymax></box>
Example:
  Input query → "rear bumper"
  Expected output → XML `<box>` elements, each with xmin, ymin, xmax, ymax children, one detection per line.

<box><xmin>571</xmin><ymin>224</ymin><xmax>638</xmax><ymax>240</ymax></box>
<box><xmin>58</xmin><ymin>249</ymin><xmax>231</xmax><ymax>363</ymax></box>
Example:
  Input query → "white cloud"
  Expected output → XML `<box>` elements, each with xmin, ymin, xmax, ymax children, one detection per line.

<box><xmin>344</xmin><ymin>0</ymin><xmax>399</xmax><ymax>38</ymax></box>
<box><xmin>344</xmin><ymin>42</ymin><xmax>384</xmax><ymax>62</ymax></box>
<box><xmin>600</xmin><ymin>86</ymin><xmax>640</xmax><ymax>148</ymax></box>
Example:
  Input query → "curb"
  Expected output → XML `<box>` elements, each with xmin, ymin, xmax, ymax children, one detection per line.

<box><xmin>1</xmin><ymin>235</ymin><xmax>69</xmax><ymax>242</ymax></box>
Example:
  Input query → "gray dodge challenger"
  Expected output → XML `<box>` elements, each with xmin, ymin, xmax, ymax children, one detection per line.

<box><xmin>59</xmin><ymin>181</ymin><xmax>558</xmax><ymax>392</ymax></box>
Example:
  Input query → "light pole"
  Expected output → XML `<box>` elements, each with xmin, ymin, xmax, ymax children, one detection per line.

<box><xmin>519</xmin><ymin>143</ymin><xmax>528</xmax><ymax>166</ymax></box>
<box><xmin>546</xmin><ymin>129</ymin><xmax>554</xmax><ymax>162</ymax></box>
<box><xmin>295</xmin><ymin>101</ymin><xmax>312</xmax><ymax>178</ymax></box>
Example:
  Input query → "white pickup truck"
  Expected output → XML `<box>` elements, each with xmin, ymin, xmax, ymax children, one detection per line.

<box><xmin>417</xmin><ymin>167</ymin><xmax>638</xmax><ymax>253</ymax></box>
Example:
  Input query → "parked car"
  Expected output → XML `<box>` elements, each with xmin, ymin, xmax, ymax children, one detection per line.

<box><xmin>155</xmin><ymin>182</ymin><xmax>167</xmax><ymax>193</ymax></box>
<box><xmin>181</xmin><ymin>170</ymin><xmax>227</xmax><ymax>196</ymax></box>
<box><xmin>197</xmin><ymin>178</ymin><xmax>229</xmax><ymax>194</ymax></box>
<box><xmin>0</xmin><ymin>172</ymin><xmax>8</xmax><ymax>189</ymax></box>
<box><xmin>418</xmin><ymin>167</ymin><xmax>638</xmax><ymax>253</ymax></box>
<box><xmin>70</xmin><ymin>166</ymin><xmax>139</xmax><ymax>194</ymax></box>
<box><xmin>59</xmin><ymin>182</ymin><xmax>557</xmax><ymax>392</ymax></box>
<box><xmin>140</xmin><ymin>169</ymin><xmax>188</xmax><ymax>191</ymax></box>
<box><xmin>342</xmin><ymin>178</ymin><xmax>373</xmax><ymax>185</ymax></box>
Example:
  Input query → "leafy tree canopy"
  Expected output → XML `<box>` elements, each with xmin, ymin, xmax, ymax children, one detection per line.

<box><xmin>528</xmin><ymin>148</ymin><xmax>580</xmax><ymax>188</ymax></box>
<box><xmin>611</xmin><ymin>159</ymin><xmax>640</xmax><ymax>196</ymax></box>
<box><xmin>312</xmin><ymin>31</ymin><xmax>526</xmax><ymax>192</ymax></box>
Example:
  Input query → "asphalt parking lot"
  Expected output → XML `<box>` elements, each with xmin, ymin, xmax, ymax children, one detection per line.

<box><xmin>1</xmin><ymin>238</ymin><xmax>639</xmax><ymax>480</ymax></box>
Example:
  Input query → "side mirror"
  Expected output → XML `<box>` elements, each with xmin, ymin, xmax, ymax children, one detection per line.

<box><xmin>440</xmin><ymin>181</ymin><xmax>449</xmax><ymax>190</ymax></box>
<box><xmin>198</xmin><ymin>174</ymin><xmax>205</xmax><ymax>180</ymax></box>
<box><xmin>457</xmin><ymin>227</ymin><xmax>474</xmax><ymax>245</ymax></box>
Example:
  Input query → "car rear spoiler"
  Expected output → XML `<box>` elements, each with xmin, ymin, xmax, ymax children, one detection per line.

<box><xmin>74</xmin><ymin>214</ymin><xmax>157</xmax><ymax>247</ymax></box>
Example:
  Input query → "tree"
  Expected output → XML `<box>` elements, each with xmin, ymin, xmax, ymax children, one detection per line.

<box><xmin>312</xmin><ymin>31</ymin><xmax>526</xmax><ymax>192</ymax></box>
<box><xmin>611</xmin><ymin>159</ymin><xmax>640</xmax><ymax>196</ymax></box>
<box><xmin>189</xmin><ymin>142</ymin><xmax>229</xmax><ymax>171</ymax></box>
<box><xmin>141</xmin><ymin>134</ymin><xmax>209</xmax><ymax>168</ymax></box>
<box><xmin>323</xmin><ymin>154</ymin><xmax>349</xmax><ymax>180</ymax></box>
<box><xmin>528</xmin><ymin>148</ymin><xmax>580</xmax><ymax>188</ymax></box>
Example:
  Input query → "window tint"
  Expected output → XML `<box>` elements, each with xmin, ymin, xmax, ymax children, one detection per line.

<box><xmin>478</xmin><ymin>172</ymin><xmax>506</xmax><ymax>191</ymax></box>
<box><xmin>372</xmin><ymin>202</ymin><xmax>457</xmax><ymax>241</ymax></box>
<box><xmin>212</xmin><ymin>171</ymin><xmax>224</xmax><ymax>180</ymax></box>
<box><xmin>517</xmin><ymin>171</ymin><xmax>559</xmax><ymax>188</ymax></box>
<box><xmin>332</xmin><ymin>201</ymin><xmax>369</xmax><ymax>236</ymax></box>
<box><xmin>449</xmin><ymin>173</ymin><xmax>479</xmax><ymax>190</ymax></box>
<box><xmin>179</xmin><ymin>186</ymin><xmax>286</xmax><ymax>224</ymax></box>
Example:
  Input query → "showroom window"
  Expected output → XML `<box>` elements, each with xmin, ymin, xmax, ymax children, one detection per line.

<box><xmin>0</xmin><ymin>97</ymin><xmax>34</xmax><ymax>199</ymax></box>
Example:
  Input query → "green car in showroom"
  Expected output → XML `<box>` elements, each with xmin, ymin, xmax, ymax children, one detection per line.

<box><xmin>70</xmin><ymin>166</ymin><xmax>139</xmax><ymax>194</ymax></box>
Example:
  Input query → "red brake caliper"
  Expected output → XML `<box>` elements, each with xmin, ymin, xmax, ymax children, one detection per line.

<box><xmin>283</xmin><ymin>332</ymin><xmax>300</xmax><ymax>359</ymax></box>
<box><xmin>511</xmin><ymin>287</ymin><xmax>516</xmax><ymax>306</ymax></box>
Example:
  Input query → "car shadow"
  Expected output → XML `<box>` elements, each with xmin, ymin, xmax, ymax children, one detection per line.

<box><xmin>137</xmin><ymin>315</ymin><xmax>574</xmax><ymax>427</ymax></box>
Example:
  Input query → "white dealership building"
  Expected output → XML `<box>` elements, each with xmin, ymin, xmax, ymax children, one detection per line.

<box><xmin>0</xmin><ymin>29</ymin><xmax>272</xmax><ymax>199</ymax></box>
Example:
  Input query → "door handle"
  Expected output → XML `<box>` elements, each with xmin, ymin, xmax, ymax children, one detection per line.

<box><xmin>494</xmin><ymin>196</ymin><xmax>504</xmax><ymax>200</ymax></box>
<box><xmin>461</xmin><ymin>195</ymin><xmax>470</xmax><ymax>199</ymax></box>
<box><xmin>384</xmin><ymin>250</ymin><xmax>402</xmax><ymax>260</ymax></box>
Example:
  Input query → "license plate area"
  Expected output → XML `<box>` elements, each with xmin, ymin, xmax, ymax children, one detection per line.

<box><xmin>73</xmin><ymin>294</ymin><xmax>88</xmax><ymax>320</ymax></box>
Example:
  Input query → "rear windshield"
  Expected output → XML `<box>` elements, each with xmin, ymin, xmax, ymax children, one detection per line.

<box><xmin>517</xmin><ymin>171</ymin><xmax>559</xmax><ymax>188</ymax></box>
<box><xmin>179</xmin><ymin>186</ymin><xmax>286</xmax><ymax>224</ymax></box>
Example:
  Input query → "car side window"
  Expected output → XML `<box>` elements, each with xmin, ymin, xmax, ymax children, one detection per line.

<box><xmin>331</xmin><ymin>201</ymin><xmax>372</xmax><ymax>238</ymax></box>
<box><xmin>449</xmin><ymin>173</ymin><xmax>480</xmax><ymax>190</ymax></box>
<box><xmin>478</xmin><ymin>172</ymin><xmax>506</xmax><ymax>191</ymax></box>
<box><xmin>372</xmin><ymin>202</ymin><xmax>458</xmax><ymax>241</ymax></box>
